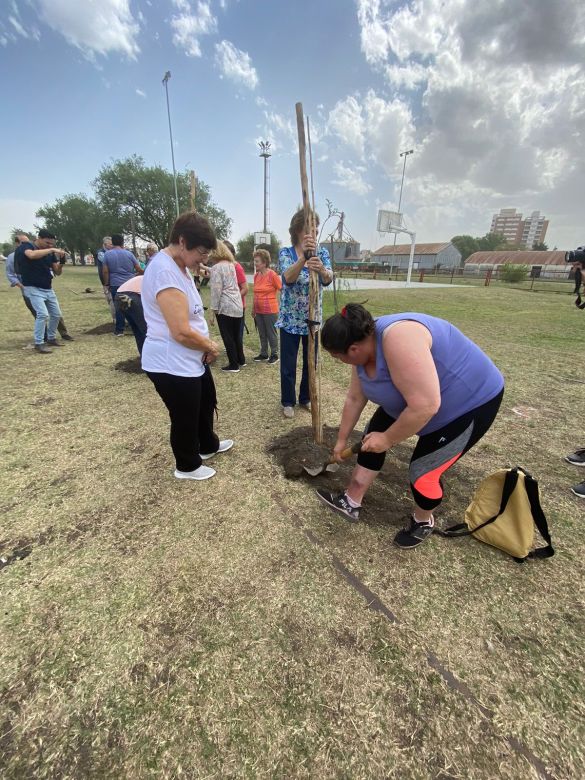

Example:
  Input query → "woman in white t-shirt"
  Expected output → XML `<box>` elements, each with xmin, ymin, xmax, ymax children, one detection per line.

<box><xmin>141</xmin><ymin>212</ymin><xmax>234</xmax><ymax>481</ymax></box>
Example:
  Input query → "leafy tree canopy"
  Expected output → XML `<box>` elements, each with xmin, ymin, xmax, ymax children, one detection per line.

<box><xmin>92</xmin><ymin>155</ymin><xmax>232</xmax><ymax>249</ymax></box>
<box><xmin>450</xmin><ymin>235</ymin><xmax>478</xmax><ymax>263</ymax></box>
<box><xmin>236</xmin><ymin>231</ymin><xmax>281</xmax><ymax>271</ymax></box>
<box><xmin>36</xmin><ymin>195</ymin><xmax>116</xmax><ymax>264</ymax></box>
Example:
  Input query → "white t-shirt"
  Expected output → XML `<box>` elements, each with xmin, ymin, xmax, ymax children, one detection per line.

<box><xmin>141</xmin><ymin>251</ymin><xmax>208</xmax><ymax>377</ymax></box>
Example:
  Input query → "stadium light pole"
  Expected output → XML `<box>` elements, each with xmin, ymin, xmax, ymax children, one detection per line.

<box><xmin>258</xmin><ymin>140</ymin><xmax>271</xmax><ymax>234</ymax></box>
<box><xmin>393</xmin><ymin>148</ymin><xmax>414</xmax><ymax>250</ymax></box>
<box><xmin>162</xmin><ymin>71</ymin><xmax>180</xmax><ymax>217</ymax></box>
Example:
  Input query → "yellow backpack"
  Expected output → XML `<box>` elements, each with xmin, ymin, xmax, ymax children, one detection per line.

<box><xmin>436</xmin><ymin>467</ymin><xmax>555</xmax><ymax>562</ymax></box>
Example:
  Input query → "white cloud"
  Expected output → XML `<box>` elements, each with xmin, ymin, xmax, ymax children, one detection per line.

<box><xmin>328</xmin><ymin>96</ymin><xmax>365</xmax><ymax>157</ymax></box>
<box><xmin>214</xmin><ymin>40</ymin><xmax>258</xmax><ymax>89</ymax></box>
<box><xmin>255</xmin><ymin>96</ymin><xmax>268</xmax><ymax>107</ymax></box>
<box><xmin>354</xmin><ymin>0</ymin><xmax>585</xmax><ymax>247</ymax></box>
<box><xmin>136</xmin><ymin>88</ymin><xmax>146</xmax><ymax>98</ymax></box>
<box><xmin>37</xmin><ymin>0</ymin><xmax>140</xmax><ymax>58</ymax></box>
<box><xmin>171</xmin><ymin>0</ymin><xmax>217</xmax><ymax>58</ymax></box>
<box><xmin>332</xmin><ymin>162</ymin><xmax>372</xmax><ymax>196</ymax></box>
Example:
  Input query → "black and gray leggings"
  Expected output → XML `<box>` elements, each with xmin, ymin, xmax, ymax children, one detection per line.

<box><xmin>357</xmin><ymin>389</ymin><xmax>504</xmax><ymax>511</ymax></box>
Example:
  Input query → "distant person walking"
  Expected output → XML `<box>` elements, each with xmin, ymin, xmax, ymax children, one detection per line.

<box><xmin>145</xmin><ymin>243</ymin><xmax>158</xmax><ymax>265</ymax></box>
<box><xmin>14</xmin><ymin>229</ymin><xmax>69</xmax><ymax>354</ymax></box>
<box><xmin>102</xmin><ymin>234</ymin><xmax>143</xmax><ymax>336</ymax></box>
<box><xmin>252</xmin><ymin>248</ymin><xmax>281</xmax><ymax>364</ymax></box>
<box><xmin>209</xmin><ymin>240</ymin><xmax>245</xmax><ymax>372</ymax></box>
<box><xmin>6</xmin><ymin>234</ymin><xmax>73</xmax><ymax>343</ymax></box>
<box><xmin>96</xmin><ymin>236</ymin><xmax>116</xmax><ymax>322</ymax></box>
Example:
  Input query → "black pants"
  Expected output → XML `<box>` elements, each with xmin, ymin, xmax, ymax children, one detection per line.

<box><xmin>358</xmin><ymin>388</ymin><xmax>504</xmax><ymax>511</ymax></box>
<box><xmin>146</xmin><ymin>367</ymin><xmax>219</xmax><ymax>472</ymax></box>
<box><xmin>216</xmin><ymin>313</ymin><xmax>245</xmax><ymax>368</ymax></box>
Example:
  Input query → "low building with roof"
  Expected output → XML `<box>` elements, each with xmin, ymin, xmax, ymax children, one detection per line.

<box><xmin>371</xmin><ymin>242</ymin><xmax>461</xmax><ymax>270</ymax></box>
<box><xmin>464</xmin><ymin>250</ymin><xmax>569</xmax><ymax>278</ymax></box>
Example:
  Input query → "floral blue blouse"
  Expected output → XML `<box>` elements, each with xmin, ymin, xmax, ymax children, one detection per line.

<box><xmin>275</xmin><ymin>246</ymin><xmax>332</xmax><ymax>335</ymax></box>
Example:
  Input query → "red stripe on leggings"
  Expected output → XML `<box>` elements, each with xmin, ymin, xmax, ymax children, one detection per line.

<box><xmin>413</xmin><ymin>453</ymin><xmax>462</xmax><ymax>500</ymax></box>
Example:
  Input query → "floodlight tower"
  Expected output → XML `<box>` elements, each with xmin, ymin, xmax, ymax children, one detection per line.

<box><xmin>258</xmin><ymin>140</ymin><xmax>272</xmax><ymax>233</ymax></box>
<box><xmin>392</xmin><ymin>148</ymin><xmax>414</xmax><ymax>248</ymax></box>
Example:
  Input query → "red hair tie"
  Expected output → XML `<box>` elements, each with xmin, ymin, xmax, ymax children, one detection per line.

<box><xmin>341</xmin><ymin>306</ymin><xmax>347</xmax><ymax>318</ymax></box>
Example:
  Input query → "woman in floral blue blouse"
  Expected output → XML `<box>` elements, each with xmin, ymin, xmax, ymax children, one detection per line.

<box><xmin>275</xmin><ymin>209</ymin><xmax>333</xmax><ymax>418</ymax></box>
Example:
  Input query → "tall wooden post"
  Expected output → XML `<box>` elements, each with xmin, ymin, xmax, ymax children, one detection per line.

<box><xmin>190</xmin><ymin>170</ymin><xmax>197</xmax><ymax>211</ymax></box>
<box><xmin>295</xmin><ymin>102</ymin><xmax>322</xmax><ymax>444</ymax></box>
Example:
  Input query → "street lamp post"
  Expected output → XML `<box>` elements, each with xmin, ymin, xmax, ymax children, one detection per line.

<box><xmin>258</xmin><ymin>140</ymin><xmax>271</xmax><ymax>233</ymax></box>
<box><xmin>162</xmin><ymin>71</ymin><xmax>180</xmax><ymax>218</ymax></box>
<box><xmin>392</xmin><ymin>148</ymin><xmax>414</xmax><ymax>251</ymax></box>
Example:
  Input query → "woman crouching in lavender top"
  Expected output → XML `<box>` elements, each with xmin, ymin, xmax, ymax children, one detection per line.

<box><xmin>316</xmin><ymin>304</ymin><xmax>504</xmax><ymax>549</ymax></box>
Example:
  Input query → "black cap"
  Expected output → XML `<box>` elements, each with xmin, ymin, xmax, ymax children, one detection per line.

<box><xmin>38</xmin><ymin>229</ymin><xmax>56</xmax><ymax>239</ymax></box>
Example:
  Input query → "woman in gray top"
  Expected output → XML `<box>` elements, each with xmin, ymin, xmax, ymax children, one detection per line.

<box><xmin>209</xmin><ymin>240</ymin><xmax>245</xmax><ymax>372</ymax></box>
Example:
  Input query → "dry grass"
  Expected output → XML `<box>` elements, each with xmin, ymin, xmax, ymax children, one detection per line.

<box><xmin>1</xmin><ymin>268</ymin><xmax>584</xmax><ymax>779</ymax></box>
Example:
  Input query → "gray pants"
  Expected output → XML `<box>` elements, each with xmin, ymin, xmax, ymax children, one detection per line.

<box><xmin>256</xmin><ymin>313</ymin><xmax>278</xmax><ymax>357</ymax></box>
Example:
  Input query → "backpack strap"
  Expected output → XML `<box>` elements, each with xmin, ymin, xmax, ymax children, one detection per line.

<box><xmin>434</xmin><ymin>468</ymin><xmax>520</xmax><ymax>538</ymax></box>
<box><xmin>523</xmin><ymin>473</ymin><xmax>555</xmax><ymax>559</ymax></box>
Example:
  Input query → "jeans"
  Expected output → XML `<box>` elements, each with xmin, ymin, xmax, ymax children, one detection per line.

<box><xmin>279</xmin><ymin>328</ymin><xmax>313</xmax><ymax>407</ymax></box>
<box><xmin>21</xmin><ymin>290</ymin><xmax>69</xmax><ymax>338</ymax></box>
<box><xmin>217</xmin><ymin>313</ymin><xmax>245</xmax><ymax>368</ymax></box>
<box><xmin>256</xmin><ymin>313</ymin><xmax>278</xmax><ymax>357</ymax></box>
<box><xmin>109</xmin><ymin>286</ymin><xmax>126</xmax><ymax>334</ymax></box>
<box><xmin>115</xmin><ymin>291</ymin><xmax>147</xmax><ymax>354</ymax></box>
<box><xmin>146</xmin><ymin>367</ymin><xmax>219</xmax><ymax>472</ymax></box>
<box><xmin>23</xmin><ymin>286</ymin><xmax>62</xmax><ymax>345</ymax></box>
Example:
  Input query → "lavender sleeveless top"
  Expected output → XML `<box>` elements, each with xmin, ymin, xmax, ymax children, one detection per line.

<box><xmin>357</xmin><ymin>313</ymin><xmax>504</xmax><ymax>435</ymax></box>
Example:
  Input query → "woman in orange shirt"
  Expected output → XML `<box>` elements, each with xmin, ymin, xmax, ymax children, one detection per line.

<box><xmin>252</xmin><ymin>248</ymin><xmax>282</xmax><ymax>364</ymax></box>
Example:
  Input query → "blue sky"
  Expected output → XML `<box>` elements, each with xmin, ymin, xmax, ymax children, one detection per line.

<box><xmin>1</xmin><ymin>0</ymin><xmax>584</xmax><ymax>251</ymax></box>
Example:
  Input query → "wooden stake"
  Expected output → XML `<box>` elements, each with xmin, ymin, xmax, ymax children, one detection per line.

<box><xmin>190</xmin><ymin>170</ymin><xmax>196</xmax><ymax>211</ymax></box>
<box><xmin>295</xmin><ymin>102</ymin><xmax>322</xmax><ymax>444</ymax></box>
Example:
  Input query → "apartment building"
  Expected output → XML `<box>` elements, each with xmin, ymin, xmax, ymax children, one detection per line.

<box><xmin>490</xmin><ymin>208</ymin><xmax>548</xmax><ymax>248</ymax></box>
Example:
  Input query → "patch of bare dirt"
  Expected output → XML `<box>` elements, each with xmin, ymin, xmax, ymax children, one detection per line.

<box><xmin>85</xmin><ymin>323</ymin><xmax>114</xmax><ymax>335</ymax></box>
<box><xmin>115</xmin><ymin>357</ymin><xmax>143</xmax><ymax>374</ymax></box>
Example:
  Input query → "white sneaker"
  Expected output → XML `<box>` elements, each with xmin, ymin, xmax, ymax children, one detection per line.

<box><xmin>200</xmin><ymin>439</ymin><xmax>234</xmax><ymax>460</ymax></box>
<box><xmin>174</xmin><ymin>465</ymin><xmax>216</xmax><ymax>480</ymax></box>
<box><xmin>283</xmin><ymin>406</ymin><xmax>294</xmax><ymax>419</ymax></box>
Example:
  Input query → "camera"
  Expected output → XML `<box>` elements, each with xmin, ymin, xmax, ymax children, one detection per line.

<box><xmin>565</xmin><ymin>246</ymin><xmax>585</xmax><ymax>265</ymax></box>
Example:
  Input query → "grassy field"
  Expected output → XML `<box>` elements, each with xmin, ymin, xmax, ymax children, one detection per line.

<box><xmin>1</xmin><ymin>267</ymin><xmax>584</xmax><ymax>779</ymax></box>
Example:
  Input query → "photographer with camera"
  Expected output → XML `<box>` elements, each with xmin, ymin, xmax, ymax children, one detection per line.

<box><xmin>566</xmin><ymin>247</ymin><xmax>585</xmax><ymax>308</ymax></box>
<box><xmin>14</xmin><ymin>229</ymin><xmax>69</xmax><ymax>354</ymax></box>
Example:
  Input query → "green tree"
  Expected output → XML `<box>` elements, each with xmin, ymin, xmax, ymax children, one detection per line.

<box><xmin>36</xmin><ymin>195</ymin><xmax>116</xmax><ymax>265</ymax></box>
<box><xmin>1</xmin><ymin>228</ymin><xmax>35</xmax><ymax>257</ymax></box>
<box><xmin>451</xmin><ymin>235</ymin><xmax>479</xmax><ymax>264</ymax></box>
<box><xmin>236</xmin><ymin>231</ymin><xmax>281</xmax><ymax>271</ymax></box>
<box><xmin>532</xmin><ymin>241</ymin><xmax>548</xmax><ymax>251</ymax></box>
<box><xmin>477</xmin><ymin>232</ymin><xmax>509</xmax><ymax>251</ymax></box>
<box><xmin>93</xmin><ymin>155</ymin><xmax>232</xmax><ymax>249</ymax></box>
<box><xmin>499</xmin><ymin>263</ymin><xmax>528</xmax><ymax>283</ymax></box>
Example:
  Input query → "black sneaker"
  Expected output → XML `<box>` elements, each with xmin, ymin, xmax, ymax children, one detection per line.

<box><xmin>268</xmin><ymin>354</ymin><xmax>279</xmax><ymax>364</ymax></box>
<box><xmin>46</xmin><ymin>339</ymin><xmax>65</xmax><ymax>347</ymax></box>
<box><xmin>221</xmin><ymin>366</ymin><xmax>240</xmax><ymax>373</ymax></box>
<box><xmin>565</xmin><ymin>449</ymin><xmax>585</xmax><ymax>466</ymax></box>
<box><xmin>61</xmin><ymin>333</ymin><xmax>74</xmax><ymax>341</ymax></box>
<box><xmin>571</xmin><ymin>481</ymin><xmax>585</xmax><ymax>498</ymax></box>
<box><xmin>34</xmin><ymin>344</ymin><xmax>52</xmax><ymax>354</ymax></box>
<box><xmin>393</xmin><ymin>515</ymin><xmax>434</xmax><ymax>549</ymax></box>
<box><xmin>253</xmin><ymin>354</ymin><xmax>269</xmax><ymax>362</ymax></box>
<box><xmin>316</xmin><ymin>490</ymin><xmax>360</xmax><ymax>522</ymax></box>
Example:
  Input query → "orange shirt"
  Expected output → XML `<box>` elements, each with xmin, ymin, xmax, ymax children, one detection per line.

<box><xmin>253</xmin><ymin>269</ymin><xmax>282</xmax><ymax>315</ymax></box>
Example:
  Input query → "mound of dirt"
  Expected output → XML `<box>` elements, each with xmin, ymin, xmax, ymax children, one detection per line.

<box><xmin>85</xmin><ymin>323</ymin><xmax>114</xmax><ymax>335</ymax></box>
<box><xmin>115</xmin><ymin>357</ymin><xmax>143</xmax><ymax>374</ymax></box>
<box><xmin>267</xmin><ymin>425</ymin><xmax>413</xmax><ymax>526</ymax></box>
